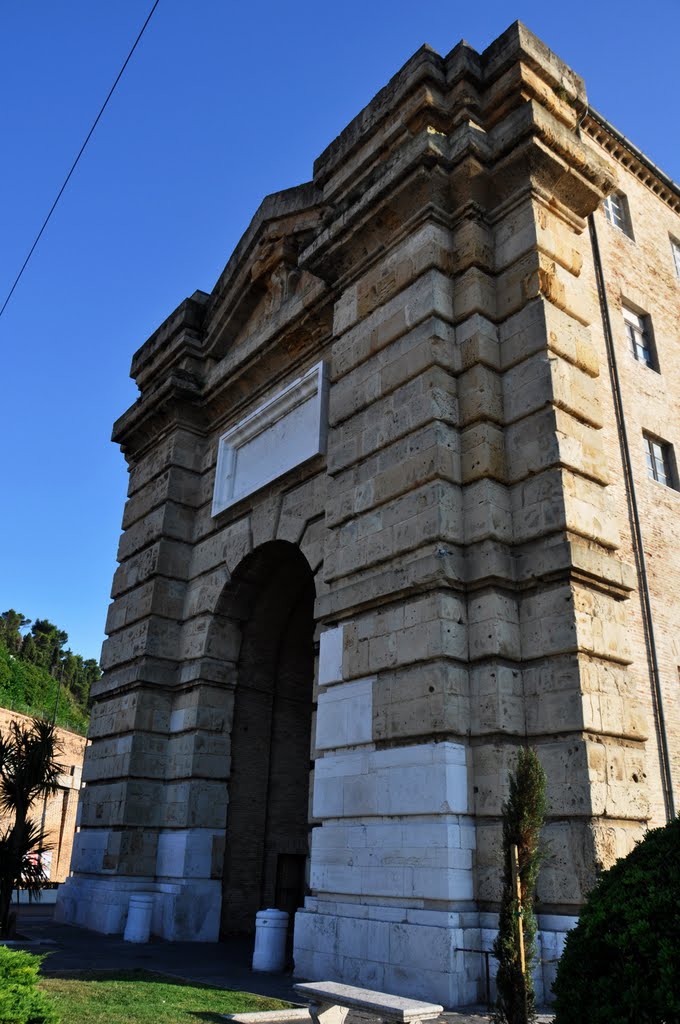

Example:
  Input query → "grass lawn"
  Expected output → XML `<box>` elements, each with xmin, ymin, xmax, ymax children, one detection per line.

<box><xmin>39</xmin><ymin>969</ymin><xmax>292</xmax><ymax>1024</ymax></box>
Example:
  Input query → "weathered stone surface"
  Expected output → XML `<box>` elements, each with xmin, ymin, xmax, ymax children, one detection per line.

<box><xmin>58</xmin><ymin>19</ymin><xmax>679</xmax><ymax>1010</ymax></box>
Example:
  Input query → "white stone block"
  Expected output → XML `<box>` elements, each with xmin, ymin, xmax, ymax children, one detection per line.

<box><xmin>70</xmin><ymin>829</ymin><xmax>109</xmax><ymax>873</ymax></box>
<box><xmin>343</xmin><ymin>774</ymin><xmax>379</xmax><ymax>816</ymax></box>
<box><xmin>347</xmin><ymin>825</ymin><xmax>368</xmax><ymax>847</ymax></box>
<box><xmin>340</xmin><ymin>955</ymin><xmax>386</xmax><ymax>991</ymax></box>
<box><xmin>387</xmin><ymin>964</ymin><xmax>459</xmax><ymax>1007</ymax></box>
<box><xmin>361</xmin><ymin>865</ymin><xmax>409</xmax><ymax>897</ymax></box>
<box><xmin>414</xmin><ymin>867</ymin><xmax>474</xmax><ymax>901</ymax></box>
<box><xmin>155</xmin><ymin>829</ymin><xmax>219</xmax><ymax>879</ymax></box>
<box><xmin>310</xmin><ymin>815</ymin><xmax>476</xmax><ymax>905</ymax></box>
<box><xmin>371</xmin><ymin>745</ymin><xmax>431</xmax><ymax>769</ymax></box>
<box><xmin>169</xmin><ymin>708</ymin><xmax>190</xmax><ymax>732</ymax></box>
<box><xmin>389</xmin><ymin>922</ymin><xmax>451</xmax><ymax>972</ymax></box>
<box><xmin>312</xmin><ymin>743</ymin><xmax>468</xmax><ymax>819</ymax></box>
<box><xmin>316</xmin><ymin>678</ymin><xmax>374</xmax><ymax>750</ymax></box>
<box><xmin>313</xmin><ymin>779</ymin><xmax>345</xmax><ymax>818</ymax></box>
<box><xmin>433</xmin><ymin>742</ymin><xmax>466</xmax><ymax>765</ymax></box>
<box><xmin>55</xmin><ymin>874</ymin><xmax>221</xmax><ymax>941</ymax></box>
<box><xmin>311</xmin><ymin>863</ymin><xmax>356</xmax><ymax>894</ymax></box>
<box><xmin>315</xmin><ymin>751</ymin><xmax>368</xmax><ymax>778</ymax></box>
<box><xmin>157</xmin><ymin>878</ymin><xmax>221</xmax><ymax>941</ymax></box>
<box><xmin>538</xmin><ymin>913</ymin><xmax>579</xmax><ymax>932</ymax></box>
<box><xmin>444</xmin><ymin>763</ymin><xmax>469</xmax><ymax>813</ymax></box>
<box><xmin>319</xmin><ymin>626</ymin><xmax>345</xmax><ymax>686</ymax></box>
<box><xmin>294</xmin><ymin>905</ymin><xmax>489</xmax><ymax>1006</ymax></box>
<box><xmin>155</xmin><ymin>835</ymin><xmax>181</xmax><ymax>877</ymax></box>
<box><xmin>366</xmin><ymin>905</ymin><xmax>407</xmax><ymax>923</ymax></box>
<box><xmin>460</xmin><ymin>824</ymin><xmax>477</xmax><ymax>849</ymax></box>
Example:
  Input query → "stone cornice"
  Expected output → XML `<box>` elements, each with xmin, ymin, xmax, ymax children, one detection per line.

<box><xmin>112</xmin><ymin>371</ymin><xmax>205</xmax><ymax>457</ymax></box>
<box><xmin>130</xmin><ymin>291</ymin><xmax>209</xmax><ymax>392</ymax></box>
<box><xmin>583</xmin><ymin>109</ymin><xmax>680</xmax><ymax>214</ymax></box>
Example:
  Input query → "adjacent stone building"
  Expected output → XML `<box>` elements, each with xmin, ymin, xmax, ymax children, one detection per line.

<box><xmin>0</xmin><ymin>709</ymin><xmax>86</xmax><ymax>884</ymax></box>
<box><xmin>56</xmin><ymin>22</ymin><xmax>680</xmax><ymax>1006</ymax></box>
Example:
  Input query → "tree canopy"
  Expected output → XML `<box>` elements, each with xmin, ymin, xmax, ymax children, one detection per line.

<box><xmin>0</xmin><ymin>609</ymin><xmax>98</xmax><ymax>733</ymax></box>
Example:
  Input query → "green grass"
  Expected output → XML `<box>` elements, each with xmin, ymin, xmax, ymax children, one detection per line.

<box><xmin>39</xmin><ymin>969</ymin><xmax>292</xmax><ymax>1024</ymax></box>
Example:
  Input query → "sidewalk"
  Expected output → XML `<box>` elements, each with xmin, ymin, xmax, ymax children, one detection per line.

<box><xmin>14</xmin><ymin>904</ymin><xmax>298</xmax><ymax>1003</ymax></box>
<box><xmin>13</xmin><ymin>904</ymin><xmax>553</xmax><ymax>1023</ymax></box>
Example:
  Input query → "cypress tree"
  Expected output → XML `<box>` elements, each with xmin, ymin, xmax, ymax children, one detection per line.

<box><xmin>493</xmin><ymin>747</ymin><xmax>547</xmax><ymax>1024</ymax></box>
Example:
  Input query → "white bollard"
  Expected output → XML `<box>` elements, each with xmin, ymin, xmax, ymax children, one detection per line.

<box><xmin>252</xmin><ymin>909</ymin><xmax>289</xmax><ymax>971</ymax></box>
<box><xmin>123</xmin><ymin>893</ymin><xmax>155</xmax><ymax>943</ymax></box>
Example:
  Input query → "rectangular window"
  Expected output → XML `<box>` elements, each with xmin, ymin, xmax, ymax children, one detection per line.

<box><xmin>623</xmin><ymin>306</ymin><xmax>656</xmax><ymax>369</ymax></box>
<box><xmin>671</xmin><ymin>237</ymin><xmax>680</xmax><ymax>279</ymax></box>
<box><xmin>643</xmin><ymin>434</ymin><xmax>675</xmax><ymax>488</ymax></box>
<box><xmin>603</xmin><ymin>192</ymin><xmax>632</xmax><ymax>236</ymax></box>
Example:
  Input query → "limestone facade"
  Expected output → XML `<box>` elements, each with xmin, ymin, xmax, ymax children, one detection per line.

<box><xmin>0</xmin><ymin>708</ymin><xmax>86</xmax><ymax>884</ymax></box>
<box><xmin>56</xmin><ymin>23</ymin><xmax>679</xmax><ymax>1007</ymax></box>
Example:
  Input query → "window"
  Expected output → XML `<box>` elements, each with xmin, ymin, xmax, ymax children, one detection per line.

<box><xmin>623</xmin><ymin>306</ymin><xmax>656</xmax><ymax>369</ymax></box>
<box><xmin>643</xmin><ymin>434</ymin><xmax>675</xmax><ymax>488</ymax></box>
<box><xmin>671</xmin><ymin>237</ymin><xmax>680</xmax><ymax>279</ymax></box>
<box><xmin>603</xmin><ymin>192</ymin><xmax>632</xmax><ymax>236</ymax></box>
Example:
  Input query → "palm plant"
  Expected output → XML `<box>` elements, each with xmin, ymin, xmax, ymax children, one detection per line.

<box><xmin>0</xmin><ymin>718</ymin><xmax>63</xmax><ymax>936</ymax></box>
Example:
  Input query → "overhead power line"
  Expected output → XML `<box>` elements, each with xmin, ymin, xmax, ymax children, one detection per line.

<box><xmin>0</xmin><ymin>0</ymin><xmax>161</xmax><ymax>323</ymax></box>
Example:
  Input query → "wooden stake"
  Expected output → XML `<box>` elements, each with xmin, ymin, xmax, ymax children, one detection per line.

<box><xmin>510</xmin><ymin>843</ymin><xmax>526</xmax><ymax>974</ymax></box>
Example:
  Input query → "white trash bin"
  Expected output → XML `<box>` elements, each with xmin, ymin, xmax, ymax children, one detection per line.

<box><xmin>252</xmin><ymin>909</ymin><xmax>289</xmax><ymax>971</ymax></box>
<box><xmin>124</xmin><ymin>893</ymin><xmax>154</xmax><ymax>943</ymax></box>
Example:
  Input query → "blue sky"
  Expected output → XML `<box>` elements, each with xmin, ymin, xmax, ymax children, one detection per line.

<box><xmin>1</xmin><ymin>0</ymin><xmax>678</xmax><ymax>661</ymax></box>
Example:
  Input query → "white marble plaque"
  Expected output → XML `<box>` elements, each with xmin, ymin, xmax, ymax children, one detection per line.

<box><xmin>212</xmin><ymin>361</ymin><xmax>328</xmax><ymax>515</ymax></box>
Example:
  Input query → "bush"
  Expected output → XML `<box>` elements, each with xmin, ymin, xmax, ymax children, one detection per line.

<box><xmin>552</xmin><ymin>816</ymin><xmax>680</xmax><ymax>1023</ymax></box>
<box><xmin>0</xmin><ymin>946</ymin><xmax>59</xmax><ymax>1024</ymax></box>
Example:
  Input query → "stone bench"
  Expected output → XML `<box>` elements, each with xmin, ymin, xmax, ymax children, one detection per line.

<box><xmin>293</xmin><ymin>981</ymin><xmax>444</xmax><ymax>1024</ymax></box>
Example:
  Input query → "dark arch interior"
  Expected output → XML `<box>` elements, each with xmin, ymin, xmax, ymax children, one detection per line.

<box><xmin>218</xmin><ymin>541</ymin><xmax>315</xmax><ymax>937</ymax></box>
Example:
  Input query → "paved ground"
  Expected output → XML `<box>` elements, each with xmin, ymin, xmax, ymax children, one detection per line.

<box><xmin>12</xmin><ymin>904</ymin><xmax>553</xmax><ymax>1023</ymax></box>
<box><xmin>13</xmin><ymin>904</ymin><xmax>298</xmax><ymax>1002</ymax></box>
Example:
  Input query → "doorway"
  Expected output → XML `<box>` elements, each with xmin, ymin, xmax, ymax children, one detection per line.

<box><xmin>218</xmin><ymin>541</ymin><xmax>315</xmax><ymax>937</ymax></box>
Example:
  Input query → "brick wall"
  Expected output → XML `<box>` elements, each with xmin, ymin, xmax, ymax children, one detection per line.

<box><xmin>580</xmin><ymin>125</ymin><xmax>680</xmax><ymax>831</ymax></box>
<box><xmin>0</xmin><ymin>707</ymin><xmax>86</xmax><ymax>883</ymax></box>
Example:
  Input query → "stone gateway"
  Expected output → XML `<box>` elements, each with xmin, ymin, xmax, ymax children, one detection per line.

<box><xmin>56</xmin><ymin>22</ymin><xmax>680</xmax><ymax>1008</ymax></box>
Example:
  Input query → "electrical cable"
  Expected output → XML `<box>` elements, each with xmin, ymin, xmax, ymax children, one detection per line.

<box><xmin>0</xmin><ymin>0</ymin><xmax>161</xmax><ymax>323</ymax></box>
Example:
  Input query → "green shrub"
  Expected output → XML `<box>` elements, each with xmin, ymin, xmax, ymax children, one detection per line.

<box><xmin>0</xmin><ymin>946</ymin><xmax>59</xmax><ymax>1024</ymax></box>
<box><xmin>552</xmin><ymin>816</ymin><xmax>680</xmax><ymax>1023</ymax></box>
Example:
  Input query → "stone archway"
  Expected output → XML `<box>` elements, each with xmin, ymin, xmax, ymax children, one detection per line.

<box><xmin>216</xmin><ymin>541</ymin><xmax>315</xmax><ymax>937</ymax></box>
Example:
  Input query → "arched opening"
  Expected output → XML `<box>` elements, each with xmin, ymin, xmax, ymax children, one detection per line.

<box><xmin>217</xmin><ymin>541</ymin><xmax>315</xmax><ymax>937</ymax></box>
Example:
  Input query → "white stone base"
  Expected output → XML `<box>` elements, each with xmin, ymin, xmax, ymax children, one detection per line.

<box><xmin>55</xmin><ymin>875</ymin><xmax>222</xmax><ymax>941</ymax></box>
<box><xmin>294</xmin><ymin>900</ymin><xmax>483</xmax><ymax>1007</ymax></box>
<box><xmin>476</xmin><ymin>911</ymin><xmax>579</xmax><ymax>1008</ymax></box>
<box><xmin>294</xmin><ymin>901</ymin><xmax>578</xmax><ymax>1009</ymax></box>
<box><xmin>536</xmin><ymin>913</ymin><xmax>579</xmax><ymax>1005</ymax></box>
